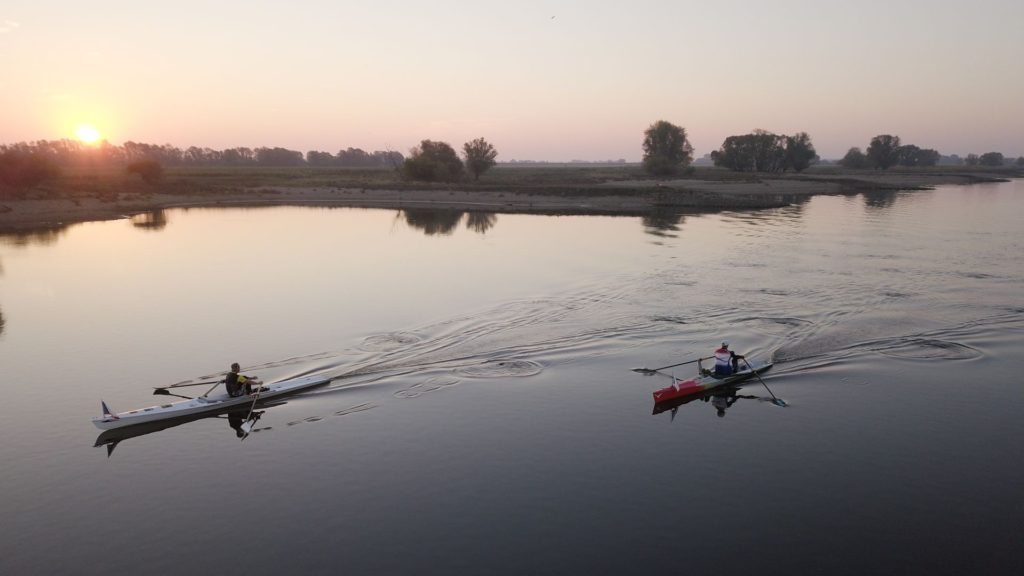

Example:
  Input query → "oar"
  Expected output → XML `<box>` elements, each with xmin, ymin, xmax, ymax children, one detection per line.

<box><xmin>153</xmin><ymin>379</ymin><xmax>223</xmax><ymax>391</ymax></box>
<box><xmin>743</xmin><ymin>358</ymin><xmax>787</xmax><ymax>407</ymax></box>
<box><xmin>633</xmin><ymin>357</ymin><xmax>706</xmax><ymax>375</ymax></box>
<box><xmin>152</xmin><ymin>389</ymin><xmax>195</xmax><ymax>400</ymax></box>
<box><xmin>240</xmin><ymin>379</ymin><xmax>265</xmax><ymax>437</ymax></box>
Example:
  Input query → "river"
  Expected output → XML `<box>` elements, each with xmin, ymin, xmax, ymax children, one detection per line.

<box><xmin>1</xmin><ymin>180</ymin><xmax>1021</xmax><ymax>575</ymax></box>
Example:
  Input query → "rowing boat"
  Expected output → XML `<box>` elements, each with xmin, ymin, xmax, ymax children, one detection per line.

<box><xmin>652</xmin><ymin>359</ymin><xmax>772</xmax><ymax>404</ymax></box>
<box><xmin>92</xmin><ymin>373</ymin><xmax>331</xmax><ymax>430</ymax></box>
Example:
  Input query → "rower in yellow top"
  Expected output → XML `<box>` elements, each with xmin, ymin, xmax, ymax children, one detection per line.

<box><xmin>224</xmin><ymin>363</ymin><xmax>261</xmax><ymax>397</ymax></box>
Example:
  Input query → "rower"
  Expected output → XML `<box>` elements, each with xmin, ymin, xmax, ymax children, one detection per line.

<box><xmin>713</xmin><ymin>342</ymin><xmax>745</xmax><ymax>377</ymax></box>
<box><xmin>224</xmin><ymin>363</ymin><xmax>261</xmax><ymax>397</ymax></box>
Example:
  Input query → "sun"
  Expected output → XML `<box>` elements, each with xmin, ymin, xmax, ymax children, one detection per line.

<box><xmin>75</xmin><ymin>125</ymin><xmax>102</xmax><ymax>144</ymax></box>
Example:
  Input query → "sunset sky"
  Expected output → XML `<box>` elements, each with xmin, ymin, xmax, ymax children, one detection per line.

<box><xmin>2</xmin><ymin>0</ymin><xmax>1021</xmax><ymax>160</ymax></box>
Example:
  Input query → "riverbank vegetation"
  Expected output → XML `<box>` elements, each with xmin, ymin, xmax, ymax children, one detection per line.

<box><xmin>2</xmin><ymin>128</ymin><xmax>1021</xmax><ymax>203</ymax></box>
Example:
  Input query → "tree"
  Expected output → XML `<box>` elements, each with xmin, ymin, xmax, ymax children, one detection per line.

<box><xmin>222</xmin><ymin>147</ymin><xmax>256</xmax><ymax>165</ymax></box>
<box><xmin>642</xmin><ymin>120</ymin><xmax>693</xmax><ymax>176</ymax></box>
<box><xmin>125</xmin><ymin>158</ymin><xmax>164</xmax><ymax>184</ymax></box>
<box><xmin>710</xmin><ymin>137</ymin><xmax>755</xmax><ymax>172</ymax></box>
<box><xmin>896</xmin><ymin>145</ymin><xmax>938</xmax><ymax>167</ymax></box>
<box><xmin>978</xmin><ymin>152</ymin><xmax>1004</xmax><ymax>167</ymax></box>
<box><xmin>915</xmin><ymin>148</ymin><xmax>940</xmax><ymax>167</ymax></box>
<box><xmin>402</xmin><ymin>140</ymin><xmax>464</xmax><ymax>182</ymax></box>
<box><xmin>867</xmin><ymin>135</ymin><xmax>901</xmax><ymax>169</ymax></box>
<box><xmin>0</xmin><ymin>149</ymin><xmax>61</xmax><ymax>195</ymax></box>
<box><xmin>462</xmin><ymin>138</ymin><xmax>498</xmax><ymax>181</ymax></box>
<box><xmin>1016</xmin><ymin>156</ymin><xmax>1024</xmax><ymax>167</ymax></box>
<box><xmin>965</xmin><ymin>153</ymin><xmax>980</xmax><ymax>166</ymax></box>
<box><xmin>839</xmin><ymin>147</ymin><xmax>871</xmax><ymax>169</ymax></box>
<box><xmin>711</xmin><ymin>130</ymin><xmax>788</xmax><ymax>172</ymax></box>
<box><xmin>785</xmin><ymin>132</ymin><xmax>817</xmax><ymax>172</ymax></box>
<box><xmin>372</xmin><ymin>150</ymin><xmax>405</xmax><ymax>169</ymax></box>
<box><xmin>306</xmin><ymin>150</ymin><xmax>336</xmax><ymax>166</ymax></box>
<box><xmin>337</xmin><ymin>147</ymin><xmax>372</xmax><ymax>167</ymax></box>
<box><xmin>897</xmin><ymin>144</ymin><xmax>921</xmax><ymax>167</ymax></box>
<box><xmin>255</xmin><ymin>147</ymin><xmax>304</xmax><ymax>166</ymax></box>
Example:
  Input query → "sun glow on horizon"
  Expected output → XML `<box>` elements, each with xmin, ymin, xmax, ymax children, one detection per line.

<box><xmin>75</xmin><ymin>125</ymin><xmax>102</xmax><ymax>144</ymax></box>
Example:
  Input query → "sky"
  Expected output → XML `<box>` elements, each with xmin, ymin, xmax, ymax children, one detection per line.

<box><xmin>2</xmin><ymin>0</ymin><xmax>1022</xmax><ymax>160</ymax></box>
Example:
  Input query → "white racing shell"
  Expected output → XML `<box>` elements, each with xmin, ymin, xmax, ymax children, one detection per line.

<box><xmin>92</xmin><ymin>374</ymin><xmax>331</xmax><ymax>430</ymax></box>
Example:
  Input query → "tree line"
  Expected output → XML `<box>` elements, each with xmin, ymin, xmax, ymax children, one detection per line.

<box><xmin>839</xmin><ymin>136</ymin><xmax>1015</xmax><ymax>169</ymax></box>
<box><xmin>0</xmin><ymin>136</ymin><xmax>500</xmax><ymax>191</ymax></box>
<box><xmin>640</xmin><ymin>121</ymin><xmax>1022</xmax><ymax>176</ymax></box>
<box><xmin>0</xmin><ymin>139</ymin><xmax>406</xmax><ymax>169</ymax></box>
<box><xmin>3</xmin><ymin>128</ymin><xmax>1022</xmax><ymax>194</ymax></box>
<box><xmin>641</xmin><ymin>122</ymin><xmax>818</xmax><ymax>175</ymax></box>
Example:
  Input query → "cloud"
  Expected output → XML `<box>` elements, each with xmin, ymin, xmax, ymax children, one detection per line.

<box><xmin>0</xmin><ymin>20</ymin><xmax>22</xmax><ymax>33</ymax></box>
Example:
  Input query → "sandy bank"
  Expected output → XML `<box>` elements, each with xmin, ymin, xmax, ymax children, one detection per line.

<box><xmin>0</xmin><ymin>171</ymin><xmax>1011</xmax><ymax>232</ymax></box>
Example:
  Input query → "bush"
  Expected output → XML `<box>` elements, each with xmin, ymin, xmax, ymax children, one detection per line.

<box><xmin>0</xmin><ymin>150</ymin><xmax>61</xmax><ymax>196</ymax></box>
<box><xmin>978</xmin><ymin>152</ymin><xmax>1005</xmax><ymax>167</ymax></box>
<box><xmin>402</xmin><ymin>140</ymin><xmax>464</xmax><ymax>182</ymax></box>
<box><xmin>839</xmin><ymin>147</ymin><xmax>871</xmax><ymax>169</ymax></box>
<box><xmin>126</xmin><ymin>159</ymin><xmax>165</xmax><ymax>184</ymax></box>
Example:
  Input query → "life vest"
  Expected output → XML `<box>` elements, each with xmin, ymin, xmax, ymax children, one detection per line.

<box><xmin>714</xmin><ymin>347</ymin><xmax>732</xmax><ymax>374</ymax></box>
<box><xmin>225</xmin><ymin>373</ymin><xmax>249</xmax><ymax>397</ymax></box>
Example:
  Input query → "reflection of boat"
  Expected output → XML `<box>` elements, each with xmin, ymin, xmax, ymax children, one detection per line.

<box><xmin>92</xmin><ymin>373</ymin><xmax>331</xmax><ymax>430</ymax></box>
<box><xmin>652</xmin><ymin>360</ymin><xmax>772</xmax><ymax>405</ymax></box>
<box><xmin>94</xmin><ymin>406</ymin><xmax>253</xmax><ymax>456</ymax></box>
<box><xmin>652</xmin><ymin>385</ymin><xmax>756</xmax><ymax>416</ymax></box>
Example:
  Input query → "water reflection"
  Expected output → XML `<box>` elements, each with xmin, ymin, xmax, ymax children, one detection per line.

<box><xmin>0</xmin><ymin>226</ymin><xmax>69</xmax><ymax>247</ymax></box>
<box><xmin>401</xmin><ymin>208</ymin><xmax>499</xmax><ymax>236</ymax></box>
<box><xmin>93</xmin><ymin>407</ymin><xmax>271</xmax><ymax>457</ymax></box>
<box><xmin>130</xmin><ymin>210</ymin><xmax>169</xmax><ymax>230</ymax></box>
<box><xmin>862</xmin><ymin>190</ymin><xmax>900</xmax><ymax>209</ymax></box>
<box><xmin>465</xmin><ymin>211</ymin><xmax>497</xmax><ymax>234</ymax></box>
<box><xmin>642</xmin><ymin>208</ymin><xmax>686</xmax><ymax>238</ymax></box>
<box><xmin>401</xmin><ymin>208</ymin><xmax>465</xmax><ymax>235</ymax></box>
<box><xmin>652</xmin><ymin>385</ymin><xmax>762</xmax><ymax>420</ymax></box>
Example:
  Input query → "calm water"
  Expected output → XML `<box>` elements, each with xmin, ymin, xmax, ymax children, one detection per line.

<box><xmin>1</xmin><ymin>181</ymin><xmax>1022</xmax><ymax>575</ymax></box>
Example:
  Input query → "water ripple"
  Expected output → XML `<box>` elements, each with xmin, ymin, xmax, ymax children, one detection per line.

<box><xmin>869</xmin><ymin>338</ymin><xmax>982</xmax><ymax>361</ymax></box>
<box><xmin>455</xmin><ymin>359</ymin><xmax>544</xmax><ymax>378</ymax></box>
<box><xmin>359</xmin><ymin>332</ymin><xmax>424</xmax><ymax>351</ymax></box>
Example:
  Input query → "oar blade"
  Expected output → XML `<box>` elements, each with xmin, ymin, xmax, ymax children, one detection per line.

<box><xmin>631</xmin><ymin>368</ymin><xmax>657</xmax><ymax>375</ymax></box>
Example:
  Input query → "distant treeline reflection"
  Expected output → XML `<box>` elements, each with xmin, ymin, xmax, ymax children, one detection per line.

<box><xmin>130</xmin><ymin>210</ymin><xmax>168</xmax><ymax>231</ymax></box>
<box><xmin>400</xmin><ymin>209</ymin><xmax>497</xmax><ymax>235</ymax></box>
<box><xmin>399</xmin><ymin>207</ymin><xmax>694</xmax><ymax>237</ymax></box>
<box><xmin>642</xmin><ymin>209</ymin><xmax>686</xmax><ymax>238</ymax></box>
<box><xmin>0</xmin><ymin>227</ymin><xmax>67</xmax><ymax>247</ymax></box>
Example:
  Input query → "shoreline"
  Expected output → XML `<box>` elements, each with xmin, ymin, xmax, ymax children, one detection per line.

<box><xmin>0</xmin><ymin>170</ymin><xmax>1012</xmax><ymax>233</ymax></box>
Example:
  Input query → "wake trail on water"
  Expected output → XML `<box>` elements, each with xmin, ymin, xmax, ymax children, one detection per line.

<box><xmin>770</xmin><ymin>309</ymin><xmax>1023</xmax><ymax>375</ymax></box>
<box><xmin>190</xmin><ymin>283</ymin><xmax>675</xmax><ymax>400</ymax></box>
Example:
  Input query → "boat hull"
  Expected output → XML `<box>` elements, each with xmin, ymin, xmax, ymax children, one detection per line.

<box><xmin>652</xmin><ymin>360</ymin><xmax>772</xmax><ymax>404</ymax></box>
<box><xmin>92</xmin><ymin>374</ymin><xmax>331</xmax><ymax>430</ymax></box>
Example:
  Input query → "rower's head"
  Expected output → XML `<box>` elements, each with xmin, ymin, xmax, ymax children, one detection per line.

<box><xmin>721</xmin><ymin>341</ymin><xmax>729</xmax><ymax>349</ymax></box>
<box><xmin>230</xmin><ymin>362</ymin><xmax>240</xmax><ymax>373</ymax></box>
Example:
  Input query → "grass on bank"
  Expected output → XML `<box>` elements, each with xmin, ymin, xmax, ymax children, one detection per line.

<box><xmin>4</xmin><ymin>163</ymin><xmax>1021</xmax><ymax>202</ymax></box>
